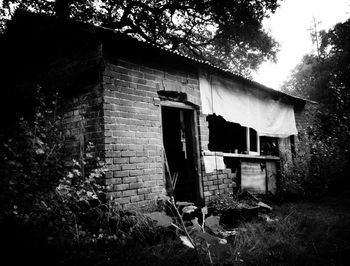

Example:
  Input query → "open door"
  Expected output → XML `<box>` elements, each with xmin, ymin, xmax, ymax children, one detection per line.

<box><xmin>161</xmin><ymin>105</ymin><xmax>202</xmax><ymax>204</ymax></box>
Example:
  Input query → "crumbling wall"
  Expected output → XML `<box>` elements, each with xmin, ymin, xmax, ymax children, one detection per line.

<box><xmin>202</xmin><ymin>169</ymin><xmax>236</xmax><ymax>202</ymax></box>
<box><xmin>198</xmin><ymin>114</ymin><xmax>237</xmax><ymax>203</ymax></box>
<box><xmin>102</xmin><ymin>59</ymin><xmax>201</xmax><ymax>208</ymax></box>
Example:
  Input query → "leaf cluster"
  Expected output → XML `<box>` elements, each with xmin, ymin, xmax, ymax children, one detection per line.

<box><xmin>1</xmin><ymin>0</ymin><xmax>280</xmax><ymax>76</ymax></box>
<box><xmin>0</xmin><ymin>87</ymin><xmax>169</xmax><ymax>265</ymax></box>
<box><xmin>0</xmin><ymin>88</ymin><xmax>65</xmax><ymax>212</ymax></box>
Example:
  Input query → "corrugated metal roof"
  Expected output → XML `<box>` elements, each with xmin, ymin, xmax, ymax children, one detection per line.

<box><xmin>96</xmin><ymin>24</ymin><xmax>312</xmax><ymax>104</ymax></box>
<box><xmin>9</xmin><ymin>10</ymin><xmax>313</xmax><ymax>104</ymax></box>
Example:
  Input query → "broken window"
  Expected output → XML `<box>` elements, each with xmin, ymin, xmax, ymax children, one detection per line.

<box><xmin>247</xmin><ymin>127</ymin><xmax>259</xmax><ymax>155</ymax></box>
<box><xmin>260</xmin><ymin>136</ymin><xmax>279</xmax><ymax>156</ymax></box>
<box><xmin>207</xmin><ymin>114</ymin><xmax>279</xmax><ymax>157</ymax></box>
<box><xmin>207</xmin><ymin>114</ymin><xmax>260</xmax><ymax>155</ymax></box>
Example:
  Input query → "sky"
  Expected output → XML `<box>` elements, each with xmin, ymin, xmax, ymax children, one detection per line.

<box><xmin>253</xmin><ymin>0</ymin><xmax>350</xmax><ymax>90</ymax></box>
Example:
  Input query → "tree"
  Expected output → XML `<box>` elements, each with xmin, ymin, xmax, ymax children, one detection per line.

<box><xmin>281</xmin><ymin>18</ymin><xmax>350</xmax><ymax>192</ymax></box>
<box><xmin>0</xmin><ymin>0</ymin><xmax>280</xmax><ymax>76</ymax></box>
<box><xmin>282</xmin><ymin>18</ymin><xmax>350</xmax><ymax>124</ymax></box>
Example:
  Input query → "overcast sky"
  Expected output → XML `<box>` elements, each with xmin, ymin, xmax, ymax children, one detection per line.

<box><xmin>253</xmin><ymin>0</ymin><xmax>350</xmax><ymax>90</ymax></box>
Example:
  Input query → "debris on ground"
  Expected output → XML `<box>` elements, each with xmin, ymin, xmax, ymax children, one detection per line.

<box><xmin>257</xmin><ymin>201</ymin><xmax>273</xmax><ymax>211</ymax></box>
<box><xmin>259</xmin><ymin>214</ymin><xmax>279</xmax><ymax>223</ymax></box>
<box><xmin>207</xmin><ymin>191</ymin><xmax>274</xmax><ymax>228</ymax></box>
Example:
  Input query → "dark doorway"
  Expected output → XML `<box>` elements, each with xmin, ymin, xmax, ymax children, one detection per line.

<box><xmin>161</xmin><ymin>106</ymin><xmax>201</xmax><ymax>204</ymax></box>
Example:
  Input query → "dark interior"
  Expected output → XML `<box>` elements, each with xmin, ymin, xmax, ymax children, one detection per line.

<box><xmin>207</xmin><ymin>114</ymin><xmax>246</xmax><ymax>153</ymax></box>
<box><xmin>162</xmin><ymin>106</ymin><xmax>198</xmax><ymax>203</ymax></box>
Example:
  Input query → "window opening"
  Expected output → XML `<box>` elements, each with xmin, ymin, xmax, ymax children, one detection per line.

<box><xmin>260</xmin><ymin>136</ymin><xmax>279</xmax><ymax>156</ymax></box>
<box><xmin>207</xmin><ymin>114</ymin><xmax>260</xmax><ymax>155</ymax></box>
<box><xmin>248</xmin><ymin>127</ymin><xmax>259</xmax><ymax>155</ymax></box>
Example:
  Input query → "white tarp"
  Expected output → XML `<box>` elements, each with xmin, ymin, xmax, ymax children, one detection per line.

<box><xmin>199</xmin><ymin>71</ymin><xmax>298</xmax><ymax>137</ymax></box>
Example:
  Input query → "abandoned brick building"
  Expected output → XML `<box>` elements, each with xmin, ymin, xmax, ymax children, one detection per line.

<box><xmin>2</xmin><ymin>11</ymin><xmax>313</xmax><ymax>208</ymax></box>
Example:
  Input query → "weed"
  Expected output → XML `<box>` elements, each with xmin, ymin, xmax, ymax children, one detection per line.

<box><xmin>230</xmin><ymin>198</ymin><xmax>350</xmax><ymax>265</ymax></box>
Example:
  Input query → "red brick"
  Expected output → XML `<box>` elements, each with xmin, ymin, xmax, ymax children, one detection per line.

<box><xmin>115</xmin><ymin>197</ymin><xmax>130</xmax><ymax>205</ymax></box>
<box><xmin>113</xmin><ymin>157</ymin><xmax>129</xmax><ymax>164</ymax></box>
<box><xmin>130</xmin><ymin>157</ymin><xmax>145</xmax><ymax>163</ymax></box>
<box><xmin>129</xmin><ymin>170</ymin><xmax>143</xmax><ymax>176</ymax></box>
<box><xmin>130</xmin><ymin>195</ymin><xmax>144</xmax><ymax>202</ymax></box>
<box><xmin>113</xmin><ymin>170</ymin><xmax>129</xmax><ymax>178</ymax></box>
<box><xmin>114</xmin><ymin>184</ymin><xmax>129</xmax><ymax>191</ymax></box>
<box><xmin>121</xmin><ymin>164</ymin><xmax>136</xmax><ymax>170</ymax></box>
<box><xmin>137</xmin><ymin>188</ymin><xmax>152</xmax><ymax>195</ymax></box>
<box><xmin>129</xmin><ymin>182</ymin><xmax>141</xmax><ymax>189</ymax></box>
<box><xmin>123</xmin><ymin>177</ymin><xmax>137</xmax><ymax>183</ymax></box>
<box><xmin>122</xmin><ymin>189</ymin><xmax>137</xmax><ymax>197</ymax></box>
<box><xmin>121</xmin><ymin>151</ymin><xmax>136</xmax><ymax>157</ymax></box>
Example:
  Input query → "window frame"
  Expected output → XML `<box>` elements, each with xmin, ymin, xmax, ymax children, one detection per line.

<box><xmin>207</xmin><ymin>114</ymin><xmax>264</xmax><ymax>156</ymax></box>
<box><xmin>246</xmin><ymin>127</ymin><xmax>260</xmax><ymax>155</ymax></box>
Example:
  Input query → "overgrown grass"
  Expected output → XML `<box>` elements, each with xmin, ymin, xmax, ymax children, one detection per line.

<box><xmin>3</xmin><ymin>195</ymin><xmax>350</xmax><ymax>265</ymax></box>
<box><xmin>230</xmin><ymin>195</ymin><xmax>350</xmax><ymax>265</ymax></box>
<box><xmin>99</xmin><ymin>195</ymin><xmax>350</xmax><ymax>265</ymax></box>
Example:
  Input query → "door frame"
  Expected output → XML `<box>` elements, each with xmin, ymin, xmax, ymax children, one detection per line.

<box><xmin>160</xmin><ymin>100</ymin><xmax>204</xmax><ymax>204</ymax></box>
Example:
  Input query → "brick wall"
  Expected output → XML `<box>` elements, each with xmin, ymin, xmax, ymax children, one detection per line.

<box><xmin>61</xmin><ymin>84</ymin><xmax>104</xmax><ymax>160</ymax></box>
<box><xmin>199</xmin><ymin>114</ymin><xmax>209</xmax><ymax>151</ymax></box>
<box><xmin>60</xmin><ymin>56</ymin><xmax>302</xmax><ymax>207</ymax></box>
<box><xmin>202</xmin><ymin>169</ymin><xmax>236</xmax><ymax>202</ymax></box>
<box><xmin>198</xmin><ymin>113</ymin><xmax>237</xmax><ymax>203</ymax></box>
<box><xmin>102</xmin><ymin>59</ymin><xmax>202</xmax><ymax>208</ymax></box>
<box><xmin>58</xmin><ymin>56</ymin><xmax>305</xmax><ymax>205</ymax></box>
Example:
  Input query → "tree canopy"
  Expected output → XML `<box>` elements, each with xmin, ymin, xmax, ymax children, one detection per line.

<box><xmin>0</xmin><ymin>0</ymin><xmax>280</xmax><ymax>76</ymax></box>
<box><xmin>282</xmin><ymin>18</ymin><xmax>350</xmax><ymax>123</ymax></box>
<box><xmin>282</xmin><ymin>18</ymin><xmax>350</xmax><ymax>189</ymax></box>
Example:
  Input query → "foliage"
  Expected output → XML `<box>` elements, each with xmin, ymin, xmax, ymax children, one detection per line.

<box><xmin>281</xmin><ymin>18</ymin><xmax>350</xmax><ymax>194</ymax></box>
<box><xmin>1</xmin><ymin>90</ymin><xmax>349</xmax><ymax>265</ymax></box>
<box><xmin>0</xmin><ymin>88</ymin><xmax>65</xmax><ymax>213</ymax></box>
<box><xmin>0</xmin><ymin>0</ymin><xmax>280</xmax><ymax>76</ymax></box>
<box><xmin>0</xmin><ymin>89</ymin><xmax>163</xmax><ymax>265</ymax></box>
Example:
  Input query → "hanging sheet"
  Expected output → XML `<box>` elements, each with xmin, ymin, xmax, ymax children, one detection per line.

<box><xmin>199</xmin><ymin>70</ymin><xmax>298</xmax><ymax>137</ymax></box>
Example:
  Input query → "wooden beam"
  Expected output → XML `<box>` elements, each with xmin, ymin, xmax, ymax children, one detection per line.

<box><xmin>160</xmin><ymin>100</ymin><xmax>195</xmax><ymax>110</ymax></box>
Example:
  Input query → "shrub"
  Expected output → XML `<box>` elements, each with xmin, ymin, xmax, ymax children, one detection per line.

<box><xmin>0</xmin><ymin>88</ymin><xmax>164</xmax><ymax>265</ymax></box>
